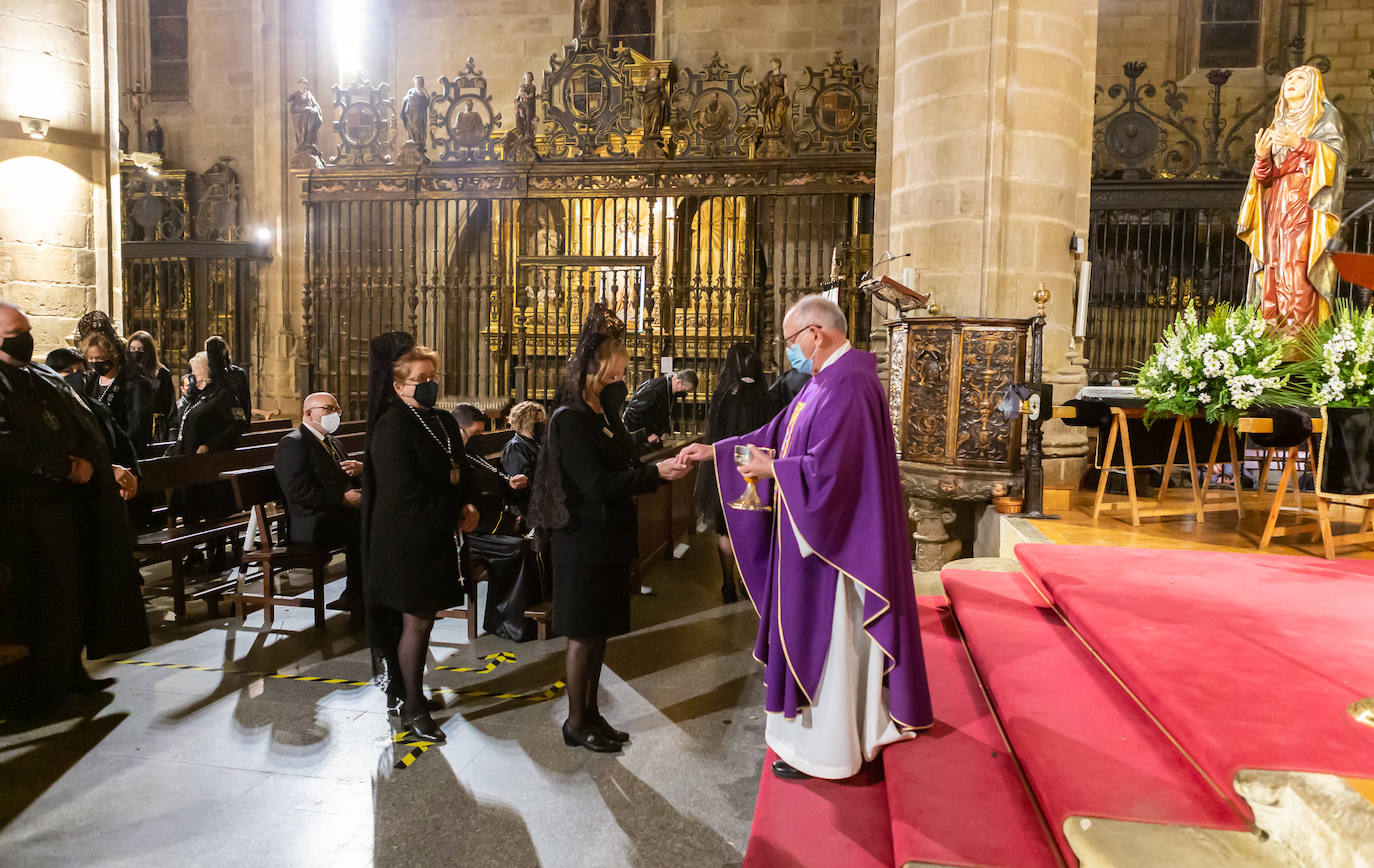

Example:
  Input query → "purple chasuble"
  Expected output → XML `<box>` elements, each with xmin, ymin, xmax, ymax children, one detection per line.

<box><xmin>715</xmin><ymin>348</ymin><xmax>933</xmax><ymax>730</ymax></box>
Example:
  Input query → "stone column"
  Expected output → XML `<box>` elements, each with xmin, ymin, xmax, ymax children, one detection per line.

<box><xmin>877</xmin><ymin>0</ymin><xmax>1097</xmax><ymax>352</ymax></box>
<box><xmin>876</xmin><ymin>0</ymin><xmax>1098</xmax><ymax>561</ymax></box>
<box><xmin>0</xmin><ymin>0</ymin><xmax>121</xmax><ymax>346</ymax></box>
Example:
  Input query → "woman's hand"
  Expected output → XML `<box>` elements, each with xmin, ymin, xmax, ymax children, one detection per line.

<box><xmin>509</xmin><ymin>474</ymin><xmax>529</xmax><ymax>490</ymax></box>
<box><xmin>459</xmin><ymin>504</ymin><xmax>480</xmax><ymax>534</ymax></box>
<box><xmin>674</xmin><ymin>442</ymin><xmax>714</xmax><ymax>466</ymax></box>
<box><xmin>1255</xmin><ymin>127</ymin><xmax>1272</xmax><ymax>156</ymax></box>
<box><xmin>656</xmin><ymin>459</ymin><xmax>689</xmax><ymax>481</ymax></box>
<box><xmin>196</xmin><ymin>445</ymin><xmax>209</xmax><ymax>454</ymax></box>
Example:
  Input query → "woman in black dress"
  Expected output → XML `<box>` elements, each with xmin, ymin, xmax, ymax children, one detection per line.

<box><xmin>362</xmin><ymin>337</ymin><xmax>478</xmax><ymax>742</ymax></box>
<box><xmin>500</xmin><ymin>400</ymin><xmax>546</xmax><ymax>518</ymax></box>
<box><xmin>127</xmin><ymin>330</ymin><xmax>176</xmax><ymax>441</ymax></box>
<box><xmin>697</xmin><ymin>342</ymin><xmax>778</xmax><ymax>602</ymax></box>
<box><xmin>168</xmin><ymin>351</ymin><xmax>247</xmax><ymax>527</ymax></box>
<box><xmin>532</xmin><ymin>310</ymin><xmax>689</xmax><ymax>752</ymax></box>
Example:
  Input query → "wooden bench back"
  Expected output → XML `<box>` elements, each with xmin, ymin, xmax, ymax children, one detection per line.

<box><xmin>248</xmin><ymin>418</ymin><xmax>292</xmax><ymax>432</ymax></box>
<box><xmin>138</xmin><ymin>431</ymin><xmax>365</xmax><ymax>494</ymax></box>
<box><xmin>469</xmin><ymin>428</ymin><xmax>515</xmax><ymax>460</ymax></box>
<box><xmin>142</xmin><ymin>418</ymin><xmax>365</xmax><ymax>457</ymax></box>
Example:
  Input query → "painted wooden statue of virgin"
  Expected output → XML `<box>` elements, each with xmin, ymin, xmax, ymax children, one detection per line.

<box><xmin>1238</xmin><ymin>65</ymin><xmax>1347</xmax><ymax>329</ymax></box>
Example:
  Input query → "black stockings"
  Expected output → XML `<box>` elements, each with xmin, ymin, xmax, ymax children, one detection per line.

<box><xmin>717</xmin><ymin>534</ymin><xmax>738</xmax><ymax>596</ymax></box>
<box><xmin>565</xmin><ymin>636</ymin><xmax>607</xmax><ymax>730</ymax></box>
<box><xmin>398</xmin><ymin>612</ymin><xmax>435</xmax><ymax>711</ymax></box>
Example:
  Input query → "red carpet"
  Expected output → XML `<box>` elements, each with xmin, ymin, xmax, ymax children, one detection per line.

<box><xmin>883</xmin><ymin>597</ymin><xmax>1059</xmax><ymax>868</ymax></box>
<box><xmin>743</xmin><ymin>749</ymin><xmax>893</xmax><ymax>868</ymax></box>
<box><xmin>942</xmin><ymin>569</ymin><xmax>1248</xmax><ymax>862</ymax></box>
<box><xmin>1015</xmin><ymin>544</ymin><xmax>1374</xmax><ymax>820</ymax></box>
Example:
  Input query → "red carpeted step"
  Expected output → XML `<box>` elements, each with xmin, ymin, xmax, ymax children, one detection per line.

<box><xmin>942</xmin><ymin>569</ymin><xmax>1248</xmax><ymax>864</ymax></box>
<box><xmin>1016</xmin><ymin>544</ymin><xmax>1374</xmax><ymax>820</ymax></box>
<box><xmin>743</xmin><ymin>749</ymin><xmax>894</xmax><ymax>868</ymax></box>
<box><xmin>882</xmin><ymin>597</ymin><xmax>1060</xmax><ymax>868</ymax></box>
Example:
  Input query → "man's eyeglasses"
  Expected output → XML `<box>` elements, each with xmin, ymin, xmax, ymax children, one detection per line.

<box><xmin>782</xmin><ymin>323</ymin><xmax>820</xmax><ymax>346</ymax></box>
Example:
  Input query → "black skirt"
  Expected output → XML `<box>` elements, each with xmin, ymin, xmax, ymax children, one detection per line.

<box><xmin>551</xmin><ymin>557</ymin><xmax>632</xmax><ymax>639</ymax></box>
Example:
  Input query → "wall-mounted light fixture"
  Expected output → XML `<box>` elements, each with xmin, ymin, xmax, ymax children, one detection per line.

<box><xmin>19</xmin><ymin>115</ymin><xmax>50</xmax><ymax>139</ymax></box>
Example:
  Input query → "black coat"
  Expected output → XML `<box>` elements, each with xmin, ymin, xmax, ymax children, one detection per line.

<box><xmin>168</xmin><ymin>382</ymin><xmax>246</xmax><ymax>455</ymax></box>
<box><xmin>363</xmin><ymin>404</ymin><xmax>475</xmax><ymax>614</ymax></box>
<box><xmin>274</xmin><ymin>425</ymin><xmax>360</xmax><ymax>545</ymax></box>
<box><xmin>550</xmin><ymin>405</ymin><xmax>661</xmax><ymax>568</ymax></box>
<box><xmin>0</xmin><ymin>361</ymin><xmax>150</xmax><ymax>660</ymax></box>
<box><xmin>623</xmin><ymin>375</ymin><xmax>674</xmax><ymax>443</ymax></box>
<box><xmin>769</xmin><ymin>369</ymin><xmax>810</xmax><ymax>408</ymax></box>
<box><xmin>147</xmin><ymin>366</ymin><xmax>175</xmax><ymax>440</ymax></box>
<box><xmin>500</xmin><ymin>432</ymin><xmax>539</xmax><ymax>515</ymax></box>
<box><xmin>85</xmin><ymin>365</ymin><xmax>155</xmax><ymax>450</ymax></box>
<box><xmin>225</xmin><ymin>364</ymin><xmax>252</xmax><ymax>420</ymax></box>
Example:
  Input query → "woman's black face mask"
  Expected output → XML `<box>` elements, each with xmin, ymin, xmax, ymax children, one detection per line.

<box><xmin>411</xmin><ymin>380</ymin><xmax>439</xmax><ymax>408</ymax></box>
<box><xmin>531</xmin><ymin>420</ymin><xmax>547</xmax><ymax>442</ymax></box>
<box><xmin>600</xmin><ymin>379</ymin><xmax>628</xmax><ymax>411</ymax></box>
<box><xmin>91</xmin><ymin>359</ymin><xmax>113</xmax><ymax>376</ymax></box>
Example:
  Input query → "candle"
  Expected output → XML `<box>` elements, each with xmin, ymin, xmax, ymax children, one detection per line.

<box><xmin>1075</xmin><ymin>261</ymin><xmax>1092</xmax><ymax>338</ymax></box>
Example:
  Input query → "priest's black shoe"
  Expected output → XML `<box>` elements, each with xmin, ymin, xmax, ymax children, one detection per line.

<box><xmin>402</xmin><ymin>708</ymin><xmax>446</xmax><ymax>742</ymax></box>
<box><xmin>771</xmin><ymin>759</ymin><xmax>813</xmax><ymax>780</ymax></box>
<box><xmin>562</xmin><ymin>720</ymin><xmax>621</xmax><ymax>753</ymax></box>
<box><xmin>70</xmin><ymin>675</ymin><xmax>117</xmax><ymax>694</ymax></box>
<box><xmin>593</xmin><ymin>714</ymin><xmax>629</xmax><ymax>743</ymax></box>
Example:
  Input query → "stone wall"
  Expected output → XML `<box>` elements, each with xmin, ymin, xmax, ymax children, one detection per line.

<box><xmin>662</xmin><ymin>0</ymin><xmax>878</xmax><ymax>78</ymax></box>
<box><xmin>1096</xmin><ymin>0</ymin><xmax>1374</xmax><ymax>153</ymax></box>
<box><xmin>0</xmin><ymin>0</ymin><xmax>119</xmax><ymax>351</ymax></box>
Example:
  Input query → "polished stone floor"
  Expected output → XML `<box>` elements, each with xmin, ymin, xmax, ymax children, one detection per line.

<box><xmin>0</xmin><ymin>537</ymin><xmax>771</xmax><ymax>867</ymax></box>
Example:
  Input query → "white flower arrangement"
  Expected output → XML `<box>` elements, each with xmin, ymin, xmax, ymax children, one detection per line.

<box><xmin>1298</xmin><ymin>302</ymin><xmax>1374</xmax><ymax>408</ymax></box>
<box><xmin>1135</xmin><ymin>303</ymin><xmax>1295</xmax><ymax>426</ymax></box>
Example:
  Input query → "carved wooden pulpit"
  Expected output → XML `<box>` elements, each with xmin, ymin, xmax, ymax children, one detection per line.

<box><xmin>886</xmin><ymin>315</ymin><xmax>1034</xmax><ymax>568</ymax></box>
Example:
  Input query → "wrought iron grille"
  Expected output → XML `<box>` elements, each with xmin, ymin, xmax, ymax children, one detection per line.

<box><xmin>122</xmin><ymin>241</ymin><xmax>267</xmax><ymax>377</ymax></box>
<box><xmin>1085</xmin><ymin>179</ymin><xmax>1374</xmax><ymax>383</ymax></box>
<box><xmin>303</xmin><ymin>173</ymin><xmax>875</xmax><ymax>429</ymax></box>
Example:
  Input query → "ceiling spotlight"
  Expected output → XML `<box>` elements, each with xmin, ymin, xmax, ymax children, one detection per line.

<box><xmin>19</xmin><ymin>115</ymin><xmax>50</xmax><ymax>139</ymax></box>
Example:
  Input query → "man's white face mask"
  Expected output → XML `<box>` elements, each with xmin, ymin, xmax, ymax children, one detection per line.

<box><xmin>320</xmin><ymin>412</ymin><xmax>341</xmax><ymax>434</ymax></box>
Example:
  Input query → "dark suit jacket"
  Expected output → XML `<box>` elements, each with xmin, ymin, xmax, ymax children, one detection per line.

<box><xmin>274</xmin><ymin>424</ymin><xmax>360</xmax><ymax>545</ymax></box>
<box><xmin>623</xmin><ymin>375</ymin><xmax>673</xmax><ymax>443</ymax></box>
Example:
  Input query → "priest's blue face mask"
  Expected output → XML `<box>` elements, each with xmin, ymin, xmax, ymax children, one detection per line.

<box><xmin>784</xmin><ymin>323</ymin><xmax>820</xmax><ymax>375</ymax></box>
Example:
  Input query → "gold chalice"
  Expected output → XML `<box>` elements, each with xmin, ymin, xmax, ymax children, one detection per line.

<box><xmin>728</xmin><ymin>444</ymin><xmax>773</xmax><ymax>512</ymax></box>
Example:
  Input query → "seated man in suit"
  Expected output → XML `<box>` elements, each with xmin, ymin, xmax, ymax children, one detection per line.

<box><xmin>451</xmin><ymin>403</ymin><xmax>544</xmax><ymax>641</ymax></box>
<box><xmin>274</xmin><ymin>392</ymin><xmax>363</xmax><ymax>619</ymax></box>
<box><xmin>623</xmin><ymin>368</ymin><xmax>697</xmax><ymax>454</ymax></box>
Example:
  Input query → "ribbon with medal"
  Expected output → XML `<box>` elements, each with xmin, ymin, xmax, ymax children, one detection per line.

<box><xmin>406</xmin><ymin>404</ymin><xmax>462</xmax><ymax>485</ymax></box>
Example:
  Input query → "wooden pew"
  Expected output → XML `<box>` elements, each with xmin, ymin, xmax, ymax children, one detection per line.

<box><xmin>248</xmin><ymin>418</ymin><xmax>291</xmax><ymax>432</ymax></box>
<box><xmin>631</xmin><ymin>436</ymin><xmax>701</xmax><ymax>580</ymax></box>
<box><xmin>133</xmin><ymin>431</ymin><xmax>364</xmax><ymax>621</ymax></box>
<box><xmin>221</xmin><ymin>465</ymin><xmax>338</xmax><ymax>629</ymax></box>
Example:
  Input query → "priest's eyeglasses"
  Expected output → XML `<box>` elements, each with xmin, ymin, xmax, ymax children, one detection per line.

<box><xmin>782</xmin><ymin>323</ymin><xmax>821</xmax><ymax>346</ymax></box>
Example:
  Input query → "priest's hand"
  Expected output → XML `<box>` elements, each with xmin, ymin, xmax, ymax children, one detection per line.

<box><xmin>459</xmin><ymin>504</ymin><xmax>480</xmax><ymax>534</ymax></box>
<box><xmin>737</xmin><ymin>445</ymin><xmax>775</xmax><ymax>480</ymax></box>
<box><xmin>674</xmin><ymin>443</ymin><xmax>714</xmax><ymax>466</ymax></box>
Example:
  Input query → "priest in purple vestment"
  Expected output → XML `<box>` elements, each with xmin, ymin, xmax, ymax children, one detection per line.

<box><xmin>677</xmin><ymin>295</ymin><xmax>933</xmax><ymax>780</ymax></box>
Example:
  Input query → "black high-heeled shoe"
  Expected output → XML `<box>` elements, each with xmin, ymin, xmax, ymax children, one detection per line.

<box><xmin>388</xmin><ymin>694</ymin><xmax>443</xmax><ymax>716</ymax></box>
<box><xmin>562</xmin><ymin>720</ymin><xmax>621</xmax><ymax>753</ymax></box>
<box><xmin>593</xmin><ymin>714</ymin><xmax>629</xmax><ymax>743</ymax></box>
<box><xmin>402</xmin><ymin>706</ymin><xmax>446</xmax><ymax>742</ymax></box>
<box><xmin>721</xmin><ymin>582</ymin><xmax>739</xmax><ymax>604</ymax></box>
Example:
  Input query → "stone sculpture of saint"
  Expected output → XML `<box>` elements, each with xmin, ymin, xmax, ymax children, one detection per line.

<box><xmin>577</xmin><ymin>0</ymin><xmax>600</xmax><ymax>41</ymax></box>
<box><xmin>145</xmin><ymin>118</ymin><xmax>165</xmax><ymax>157</ymax></box>
<box><xmin>402</xmin><ymin>75</ymin><xmax>431</xmax><ymax>149</ymax></box>
<box><xmin>288</xmin><ymin>78</ymin><xmax>323</xmax><ymax>151</ymax></box>
<box><xmin>640</xmin><ymin>68</ymin><xmax>668</xmax><ymax>138</ymax></box>
<box><xmin>1238</xmin><ymin>65</ymin><xmax>1347</xmax><ymax>329</ymax></box>
<box><xmin>514</xmin><ymin>72</ymin><xmax>537</xmax><ymax>142</ymax></box>
<box><xmin>453</xmin><ymin>99</ymin><xmax>485</xmax><ymax>147</ymax></box>
<box><xmin>761</xmin><ymin>58</ymin><xmax>790</xmax><ymax>137</ymax></box>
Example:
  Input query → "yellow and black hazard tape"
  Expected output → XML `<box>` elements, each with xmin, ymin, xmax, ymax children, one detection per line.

<box><xmin>114</xmin><ymin>650</ymin><xmax>517</xmax><ymax>687</ymax></box>
<box><xmin>392</xmin><ymin>732</ymin><xmax>438</xmax><ymax>769</ymax></box>
<box><xmin>429</xmin><ymin>680</ymin><xmax>566</xmax><ymax>703</ymax></box>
